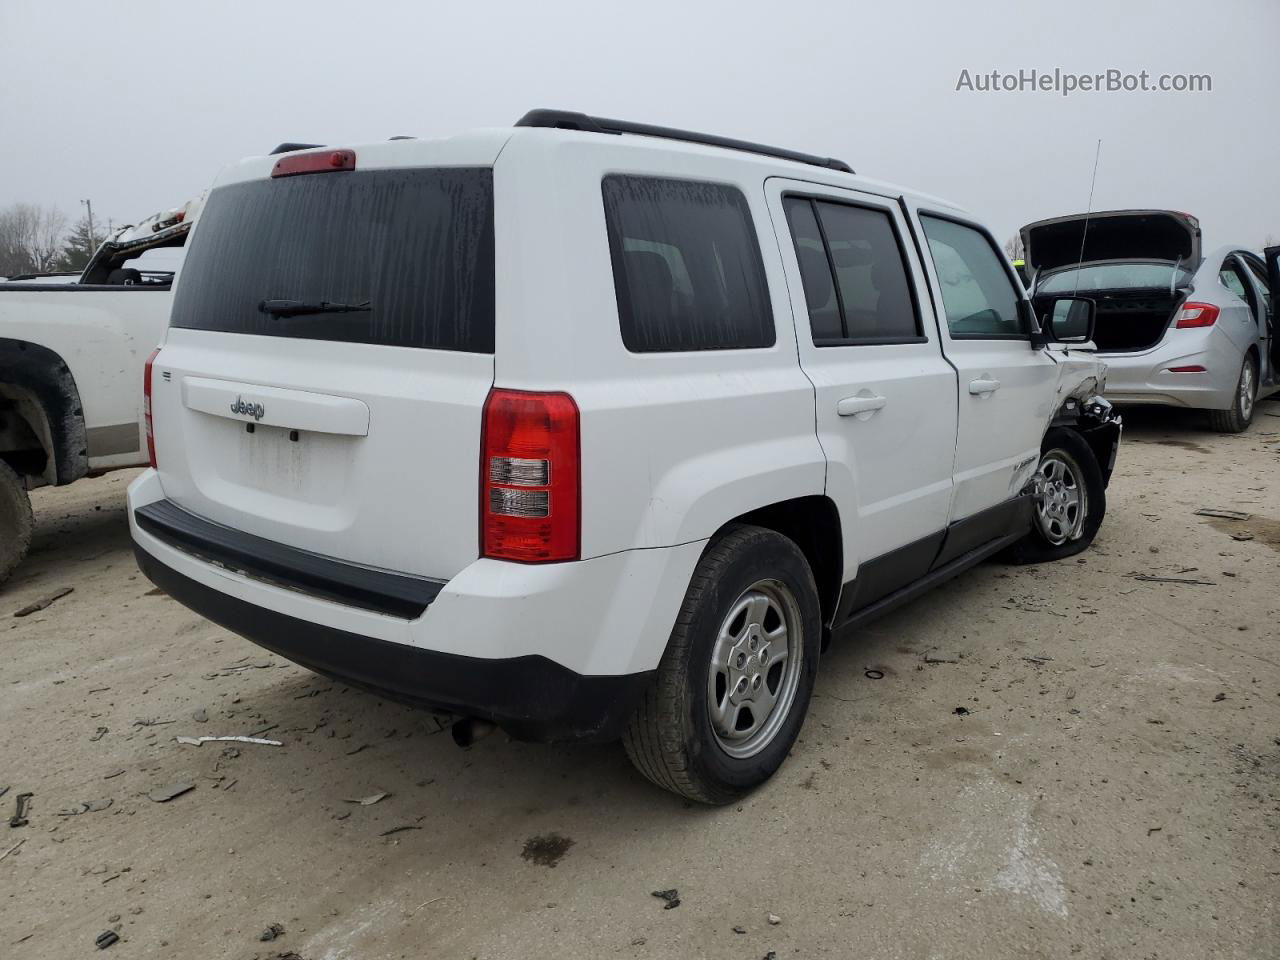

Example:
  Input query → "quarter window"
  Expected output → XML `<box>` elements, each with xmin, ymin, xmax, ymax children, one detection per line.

<box><xmin>920</xmin><ymin>216</ymin><xmax>1025</xmax><ymax>339</ymax></box>
<box><xmin>784</xmin><ymin>197</ymin><xmax>921</xmax><ymax>345</ymax></box>
<box><xmin>602</xmin><ymin>176</ymin><xmax>774</xmax><ymax>352</ymax></box>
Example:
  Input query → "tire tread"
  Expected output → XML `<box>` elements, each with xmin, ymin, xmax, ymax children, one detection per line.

<box><xmin>623</xmin><ymin>525</ymin><xmax>802</xmax><ymax>804</ymax></box>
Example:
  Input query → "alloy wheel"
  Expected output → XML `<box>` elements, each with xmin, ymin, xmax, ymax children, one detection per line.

<box><xmin>1035</xmin><ymin>449</ymin><xmax>1087</xmax><ymax>546</ymax></box>
<box><xmin>706</xmin><ymin>579</ymin><xmax>804</xmax><ymax>759</ymax></box>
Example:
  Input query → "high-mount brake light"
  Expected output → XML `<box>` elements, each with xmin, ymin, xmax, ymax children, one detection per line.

<box><xmin>143</xmin><ymin>348</ymin><xmax>161</xmax><ymax>468</ymax></box>
<box><xmin>481</xmin><ymin>389</ymin><xmax>580</xmax><ymax>563</ymax></box>
<box><xmin>1175</xmin><ymin>302</ymin><xmax>1219</xmax><ymax>328</ymax></box>
<box><xmin>271</xmin><ymin>149</ymin><xmax>356</xmax><ymax>178</ymax></box>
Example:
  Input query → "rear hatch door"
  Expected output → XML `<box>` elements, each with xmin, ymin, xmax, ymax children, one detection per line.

<box><xmin>151</xmin><ymin>145</ymin><xmax>500</xmax><ymax>581</ymax></box>
<box><xmin>1021</xmin><ymin>209</ymin><xmax>1201</xmax><ymax>279</ymax></box>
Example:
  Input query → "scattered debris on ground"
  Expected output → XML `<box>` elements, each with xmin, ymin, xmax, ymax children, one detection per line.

<box><xmin>651</xmin><ymin>888</ymin><xmax>681</xmax><ymax>910</ymax></box>
<box><xmin>175</xmin><ymin>735</ymin><xmax>283</xmax><ymax>747</ymax></box>
<box><xmin>343</xmin><ymin>792</ymin><xmax>388</xmax><ymax>806</ymax></box>
<box><xmin>95</xmin><ymin>930</ymin><xmax>119</xmax><ymax>949</ymax></box>
<box><xmin>1193</xmin><ymin>508</ymin><xmax>1251</xmax><ymax>520</ymax></box>
<box><xmin>147</xmin><ymin>782</ymin><xmax>195</xmax><ymax>803</ymax></box>
<box><xmin>13</xmin><ymin>586</ymin><xmax>74</xmax><ymax>617</ymax></box>
<box><xmin>9</xmin><ymin>791</ymin><xmax>33</xmax><ymax>827</ymax></box>
<box><xmin>259</xmin><ymin>922</ymin><xmax>286</xmax><ymax>942</ymax></box>
<box><xmin>1127</xmin><ymin>573</ymin><xmax>1216</xmax><ymax>585</ymax></box>
<box><xmin>0</xmin><ymin>837</ymin><xmax>25</xmax><ymax>862</ymax></box>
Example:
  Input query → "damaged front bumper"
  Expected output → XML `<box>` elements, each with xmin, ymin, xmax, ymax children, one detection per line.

<box><xmin>1059</xmin><ymin>394</ymin><xmax>1123</xmax><ymax>486</ymax></box>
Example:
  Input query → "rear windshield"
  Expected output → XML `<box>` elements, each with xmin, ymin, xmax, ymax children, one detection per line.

<box><xmin>170</xmin><ymin>168</ymin><xmax>495</xmax><ymax>352</ymax></box>
<box><xmin>1038</xmin><ymin>262</ymin><xmax>1192</xmax><ymax>294</ymax></box>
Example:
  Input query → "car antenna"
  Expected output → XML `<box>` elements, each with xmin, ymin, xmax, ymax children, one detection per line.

<box><xmin>1071</xmin><ymin>138</ymin><xmax>1103</xmax><ymax>298</ymax></box>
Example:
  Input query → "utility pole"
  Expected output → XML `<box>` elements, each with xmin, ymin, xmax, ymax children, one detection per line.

<box><xmin>81</xmin><ymin>199</ymin><xmax>95</xmax><ymax>243</ymax></box>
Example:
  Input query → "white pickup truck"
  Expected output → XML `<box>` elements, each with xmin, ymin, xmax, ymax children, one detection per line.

<box><xmin>0</xmin><ymin>200</ymin><xmax>199</xmax><ymax>584</ymax></box>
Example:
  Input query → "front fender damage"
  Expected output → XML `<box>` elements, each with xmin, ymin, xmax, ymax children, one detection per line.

<box><xmin>1013</xmin><ymin>351</ymin><xmax>1123</xmax><ymax>499</ymax></box>
<box><xmin>1048</xmin><ymin>352</ymin><xmax>1122</xmax><ymax>486</ymax></box>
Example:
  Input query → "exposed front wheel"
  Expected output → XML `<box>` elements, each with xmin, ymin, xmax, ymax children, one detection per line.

<box><xmin>0</xmin><ymin>460</ymin><xmax>33</xmax><ymax>588</ymax></box>
<box><xmin>622</xmin><ymin>524</ymin><xmax>821</xmax><ymax>804</ymax></box>
<box><xmin>1207</xmin><ymin>354</ymin><xmax>1257</xmax><ymax>434</ymax></box>
<box><xmin>1001</xmin><ymin>428</ymin><xmax>1105</xmax><ymax>564</ymax></box>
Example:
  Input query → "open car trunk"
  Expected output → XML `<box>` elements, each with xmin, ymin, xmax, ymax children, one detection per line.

<box><xmin>1024</xmin><ymin>210</ymin><xmax>1200</xmax><ymax>353</ymax></box>
<box><xmin>1034</xmin><ymin>287</ymin><xmax>1185</xmax><ymax>353</ymax></box>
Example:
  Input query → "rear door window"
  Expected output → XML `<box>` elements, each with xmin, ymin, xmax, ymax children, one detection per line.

<box><xmin>602</xmin><ymin>175</ymin><xmax>774</xmax><ymax>352</ymax></box>
<box><xmin>784</xmin><ymin>196</ymin><xmax>921</xmax><ymax>344</ymax></box>
<box><xmin>1243</xmin><ymin>255</ymin><xmax>1273</xmax><ymax>315</ymax></box>
<box><xmin>919</xmin><ymin>216</ymin><xmax>1025</xmax><ymax>339</ymax></box>
<box><xmin>170</xmin><ymin>168</ymin><xmax>495</xmax><ymax>352</ymax></box>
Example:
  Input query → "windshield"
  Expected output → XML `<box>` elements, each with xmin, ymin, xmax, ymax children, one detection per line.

<box><xmin>1038</xmin><ymin>262</ymin><xmax>1192</xmax><ymax>294</ymax></box>
<box><xmin>170</xmin><ymin>167</ymin><xmax>495</xmax><ymax>352</ymax></box>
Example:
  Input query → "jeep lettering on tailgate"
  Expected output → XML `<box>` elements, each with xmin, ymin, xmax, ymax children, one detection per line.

<box><xmin>229</xmin><ymin>396</ymin><xmax>265</xmax><ymax>421</ymax></box>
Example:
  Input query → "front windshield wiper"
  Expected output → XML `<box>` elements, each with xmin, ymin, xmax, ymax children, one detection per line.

<box><xmin>259</xmin><ymin>298</ymin><xmax>371</xmax><ymax>318</ymax></box>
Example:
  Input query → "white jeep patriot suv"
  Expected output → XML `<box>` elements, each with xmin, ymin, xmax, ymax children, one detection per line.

<box><xmin>129</xmin><ymin>110</ymin><xmax>1121</xmax><ymax>803</ymax></box>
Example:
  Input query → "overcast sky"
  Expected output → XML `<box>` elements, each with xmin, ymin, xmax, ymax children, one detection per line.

<box><xmin>2</xmin><ymin>0</ymin><xmax>1277</xmax><ymax>250</ymax></box>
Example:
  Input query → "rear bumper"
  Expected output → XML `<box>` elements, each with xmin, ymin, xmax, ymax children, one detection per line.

<box><xmin>128</xmin><ymin>469</ymin><xmax>704</xmax><ymax>742</ymax></box>
<box><xmin>1099</xmin><ymin>332</ymin><xmax>1240</xmax><ymax>410</ymax></box>
<box><xmin>133</xmin><ymin>544</ymin><xmax>650</xmax><ymax>742</ymax></box>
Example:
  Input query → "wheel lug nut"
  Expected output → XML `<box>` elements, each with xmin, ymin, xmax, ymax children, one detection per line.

<box><xmin>749</xmin><ymin>637</ymin><xmax>759</xmax><ymax>651</ymax></box>
<box><xmin>752</xmin><ymin>675</ymin><xmax>762</xmax><ymax>690</ymax></box>
<box><xmin>735</xmin><ymin>653</ymin><xmax>746</xmax><ymax>668</ymax></box>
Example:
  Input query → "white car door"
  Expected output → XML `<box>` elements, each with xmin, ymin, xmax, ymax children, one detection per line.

<box><xmin>766</xmin><ymin>179</ymin><xmax>957</xmax><ymax>615</ymax></box>
<box><xmin>906</xmin><ymin>206</ymin><xmax>1058</xmax><ymax>524</ymax></box>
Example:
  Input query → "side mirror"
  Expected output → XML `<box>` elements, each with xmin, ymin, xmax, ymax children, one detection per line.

<box><xmin>1042</xmin><ymin>296</ymin><xmax>1096</xmax><ymax>344</ymax></box>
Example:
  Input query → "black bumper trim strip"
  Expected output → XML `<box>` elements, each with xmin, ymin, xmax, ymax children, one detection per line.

<box><xmin>134</xmin><ymin>499</ymin><xmax>444</xmax><ymax>619</ymax></box>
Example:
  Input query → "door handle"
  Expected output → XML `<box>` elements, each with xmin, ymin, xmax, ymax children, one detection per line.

<box><xmin>836</xmin><ymin>394</ymin><xmax>887</xmax><ymax>417</ymax></box>
<box><xmin>968</xmin><ymin>378</ymin><xmax>1001</xmax><ymax>396</ymax></box>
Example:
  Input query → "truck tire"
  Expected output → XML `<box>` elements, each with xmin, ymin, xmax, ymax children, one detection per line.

<box><xmin>1001</xmin><ymin>427</ymin><xmax>1106</xmax><ymax>565</ymax></box>
<box><xmin>622</xmin><ymin>524</ymin><xmax>821</xmax><ymax>804</ymax></box>
<box><xmin>0</xmin><ymin>460</ymin><xmax>33</xmax><ymax>587</ymax></box>
<box><xmin>1207</xmin><ymin>353</ymin><xmax>1257</xmax><ymax>434</ymax></box>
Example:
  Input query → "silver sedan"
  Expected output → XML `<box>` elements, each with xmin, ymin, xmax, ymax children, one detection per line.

<box><xmin>1021</xmin><ymin>210</ymin><xmax>1278</xmax><ymax>432</ymax></box>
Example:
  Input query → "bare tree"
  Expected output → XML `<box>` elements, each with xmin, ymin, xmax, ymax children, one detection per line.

<box><xmin>1003</xmin><ymin>233</ymin><xmax>1025</xmax><ymax>261</ymax></box>
<box><xmin>0</xmin><ymin>203</ymin><xmax>69</xmax><ymax>276</ymax></box>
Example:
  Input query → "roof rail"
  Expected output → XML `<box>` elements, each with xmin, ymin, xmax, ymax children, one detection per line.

<box><xmin>269</xmin><ymin>142</ymin><xmax>324</xmax><ymax>155</ymax></box>
<box><xmin>516</xmin><ymin>109</ymin><xmax>853</xmax><ymax>174</ymax></box>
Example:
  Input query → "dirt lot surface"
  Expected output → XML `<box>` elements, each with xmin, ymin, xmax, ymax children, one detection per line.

<box><xmin>2</xmin><ymin>401</ymin><xmax>1279</xmax><ymax>960</ymax></box>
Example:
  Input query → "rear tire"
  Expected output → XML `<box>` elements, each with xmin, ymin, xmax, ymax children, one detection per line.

<box><xmin>1001</xmin><ymin>428</ymin><xmax>1105</xmax><ymax>565</ymax></box>
<box><xmin>622</xmin><ymin>524</ymin><xmax>821</xmax><ymax>804</ymax></box>
<box><xmin>1207</xmin><ymin>354</ymin><xmax>1257</xmax><ymax>434</ymax></box>
<box><xmin>0</xmin><ymin>460</ymin><xmax>33</xmax><ymax>588</ymax></box>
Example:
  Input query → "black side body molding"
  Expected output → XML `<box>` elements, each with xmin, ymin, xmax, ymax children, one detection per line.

<box><xmin>517</xmin><ymin>109</ymin><xmax>854</xmax><ymax>174</ymax></box>
<box><xmin>833</xmin><ymin>494</ymin><xmax>1034</xmax><ymax>633</ymax></box>
<box><xmin>133</xmin><ymin>544</ymin><xmax>652</xmax><ymax>743</ymax></box>
<box><xmin>135</xmin><ymin>499</ymin><xmax>443</xmax><ymax>619</ymax></box>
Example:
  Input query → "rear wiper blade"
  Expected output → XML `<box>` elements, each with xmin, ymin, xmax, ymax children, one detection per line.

<box><xmin>259</xmin><ymin>298</ymin><xmax>371</xmax><ymax>318</ymax></box>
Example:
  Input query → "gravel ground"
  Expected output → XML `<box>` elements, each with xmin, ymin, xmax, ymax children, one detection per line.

<box><xmin>2</xmin><ymin>400</ymin><xmax>1278</xmax><ymax>959</ymax></box>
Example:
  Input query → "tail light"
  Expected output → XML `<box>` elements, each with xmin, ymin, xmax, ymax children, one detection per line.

<box><xmin>143</xmin><ymin>348</ymin><xmax>161</xmax><ymax>468</ymax></box>
<box><xmin>481</xmin><ymin>388</ymin><xmax>580</xmax><ymax>563</ymax></box>
<box><xmin>1175</xmin><ymin>302</ymin><xmax>1219</xmax><ymax>328</ymax></box>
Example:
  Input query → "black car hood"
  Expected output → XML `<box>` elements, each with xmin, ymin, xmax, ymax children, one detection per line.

<box><xmin>1020</xmin><ymin>209</ymin><xmax>1201</xmax><ymax>276</ymax></box>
